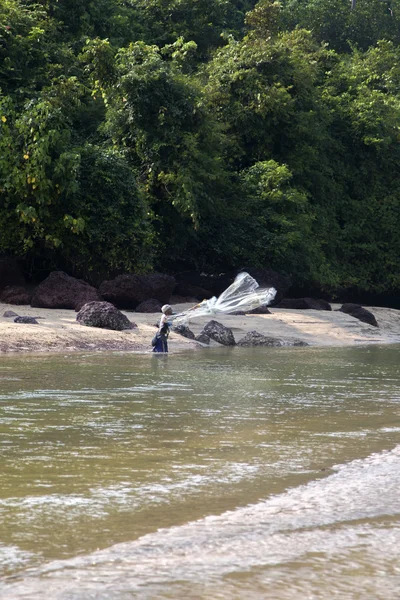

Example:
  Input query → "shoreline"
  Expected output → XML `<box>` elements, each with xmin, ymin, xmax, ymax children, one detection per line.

<box><xmin>1</xmin><ymin>302</ymin><xmax>400</xmax><ymax>355</ymax></box>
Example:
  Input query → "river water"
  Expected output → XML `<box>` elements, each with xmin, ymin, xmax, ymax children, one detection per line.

<box><xmin>0</xmin><ymin>345</ymin><xmax>399</xmax><ymax>599</ymax></box>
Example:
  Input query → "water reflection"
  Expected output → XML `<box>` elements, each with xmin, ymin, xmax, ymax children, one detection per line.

<box><xmin>0</xmin><ymin>346</ymin><xmax>399</xmax><ymax>598</ymax></box>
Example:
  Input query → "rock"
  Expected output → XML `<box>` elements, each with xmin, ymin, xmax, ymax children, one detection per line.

<box><xmin>0</xmin><ymin>257</ymin><xmax>25</xmax><ymax>291</ymax></box>
<box><xmin>339</xmin><ymin>303</ymin><xmax>378</xmax><ymax>327</ymax></box>
<box><xmin>3</xmin><ymin>310</ymin><xmax>19</xmax><ymax>318</ymax></box>
<box><xmin>76</xmin><ymin>301</ymin><xmax>134</xmax><ymax>331</ymax></box>
<box><xmin>172</xmin><ymin>324</ymin><xmax>195</xmax><ymax>339</ymax></box>
<box><xmin>277</xmin><ymin>297</ymin><xmax>332</xmax><ymax>310</ymax></box>
<box><xmin>169</xmin><ymin>295</ymin><xmax>198</xmax><ymax>305</ymax></box>
<box><xmin>174</xmin><ymin>282</ymin><xmax>213</xmax><ymax>301</ymax></box>
<box><xmin>237</xmin><ymin>331</ymin><xmax>309</xmax><ymax>347</ymax></box>
<box><xmin>99</xmin><ymin>273</ymin><xmax>176</xmax><ymax>309</ymax></box>
<box><xmin>135</xmin><ymin>299</ymin><xmax>163</xmax><ymax>313</ymax></box>
<box><xmin>231</xmin><ymin>310</ymin><xmax>247</xmax><ymax>316</ymax></box>
<box><xmin>237</xmin><ymin>331</ymin><xmax>284</xmax><ymax>347</ymax></box>
<box><xmin>174</xmin><ymin>271</ymin><xmax>229</xmax><ymax>298</ymax></box>
<box><xmin>0</xmin><ymin>285</ymin><xmax>31</xmax><ymax>305</ymax></box>
<box><xmin>246</xmin><ymin>305</ymin><xmax>271</xmax><ymax>315</ymax></box>
<box><xmin>14</xmin><ymin>316</ymin><xmax>39</xmax><ymax>324</ymax></box>
<box><xmin>31</xmin><ymin>272</ymin><xmax>100</xmax><ymax>310</ymax></box>
<box><xmin>195</xmin><ymin>333</ymin><xmax>210</xmax><ymax>345</ymax></box>
<box><xmin>202</xmin><ymin>320</ymin><xmax>236</xmax><ymax>346</ymax></box>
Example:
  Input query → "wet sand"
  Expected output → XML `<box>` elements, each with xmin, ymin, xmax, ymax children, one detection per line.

<box><xmin>1</xmin><ymin>302</ymin><xmax>399</xmax><ymax>354</ymax></box>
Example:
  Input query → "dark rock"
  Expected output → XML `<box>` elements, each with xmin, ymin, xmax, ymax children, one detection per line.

<box><xmin>0</xmin><ymin>257</ymin><xmax>25</xmax><ymax>291</ymax></box>
<box><xmin>339</xmin><ymin>303</ymin><xmax>378</xmax><ymax>327</ymax></box>
<box><xmin>231</xmin><ymin>310</ymin><xmax>247</xmax><ymax>316</ymax></box>
<box><xmin>237</xmin><ymin>331</ymin><xmax>284</xmax><ymax>347</ymax></box>
<box><xmin>277</xmin><ymin>297</ymin><xmax>332</xmax><ymax>310</ymax></box>
<box><xmin>174</xmin><ymin>282</ymin><xmax>213</xmax><ymax>301</ymax></box>
<box><xmin>202</xmin><ymin>320</ymin><xmax>236</xmax><ymax>346</ymax></box>
<box><xmin>237</xmin><ymin>331</ymin><xmax>309</xmax><ymax>347</ymax></box>
<box><xmin>172</xmin><ymin>324</ymin><xmax>195</xmax><ymax>339</ymax></box>
<box><xmin>76</xmin><ymin>301</ymin><xmax>134</xmax><ymax>331</ymax></box>
<box><xmin>135</xmin><ymin>299</ymin><xmax>163</xmax><ymax>313</ymax></box>
<box><xmin>195</xmin><ymin>333</ymin><xmax>210</xmax><ymax>345</ymax></box>
<box><xmin>169</xmin><ymin>295</ymin><xmax>198</xmax><ymax>305</ymax></box>
<box><xmin>174</xmin><ymin>271</ymin><xmax>230</xmax><ymax>298</ymax></box>
<box><xmin>99</xmin><ymin>273</ymin><xmax>175</xmax><ymax>309</ymax></box>
<box><xmin>31</xmin><ymin>272</ymin><xmax>100</xmax><ymax>310</ymax></box>
<box><xmin>0</xmin><ymin>285</ymin><xmax>31</xmax><ymax>305</ymax></box>
<box><xmin>246</xmin><ymin>305</ymin><xmax>271</xmax><ymax>315</ymax></box>
<box><xmin>14</xmin><ymin>316</ymin><xmax>38</xmax><ymax>324</ymax></box>
<box><xmin>3</xmin><ymin>310</ymin><xmax>19</xmax><ymax>318</ymax></box>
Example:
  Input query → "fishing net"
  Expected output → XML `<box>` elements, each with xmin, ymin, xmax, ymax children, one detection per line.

<box><xmin>172</xmin><ymin>272</ymin><xmax>276</xmax><ymax>325</ymax></box>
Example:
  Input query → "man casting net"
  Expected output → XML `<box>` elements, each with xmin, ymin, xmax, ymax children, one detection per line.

<box><xmin>172</xmin><ymin>272</ymin><xmax>276</xmax><ymax>326</ymax></box>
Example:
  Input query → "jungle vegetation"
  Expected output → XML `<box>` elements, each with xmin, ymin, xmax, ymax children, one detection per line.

<box><xmin>1</xmin><ymin>0</ymin><xmax>399</xmax><ymax>299</ymax></box>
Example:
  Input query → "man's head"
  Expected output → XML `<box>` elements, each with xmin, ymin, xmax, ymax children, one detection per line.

<box><xmin>161</xmin><ymin>304</ymin><xmax>172</xmax><ymax>315</ymax></box>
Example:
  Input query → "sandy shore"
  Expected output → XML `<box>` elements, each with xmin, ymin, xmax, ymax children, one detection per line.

<box><xmin>1</xmin><ymin>301</ymin><xmax>400</xmax><ymax>354</ymax></box>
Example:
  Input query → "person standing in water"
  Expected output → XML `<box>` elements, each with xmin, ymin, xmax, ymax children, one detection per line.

<box><xmin>152</xmin><ymin>304</ymin><xmax>173</xmax><ymax>353</ymax></box>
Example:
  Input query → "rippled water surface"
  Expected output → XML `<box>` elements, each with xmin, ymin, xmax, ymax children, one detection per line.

<box><xmin>0</xmin><ymin>345</ymin><xmax>399</xmax><ymax>599</ymax></box>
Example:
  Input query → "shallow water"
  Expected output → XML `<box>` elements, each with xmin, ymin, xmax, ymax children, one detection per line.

<box><xmin>0</xmin><ymin>345</ymin><xmax>399</xmax><ymax>598</ymax></box>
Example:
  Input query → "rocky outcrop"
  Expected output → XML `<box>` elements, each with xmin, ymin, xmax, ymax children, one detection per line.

<box><xmin>14</xmin><ymin>316</ymin><xmax>39</xmax><ymax>324</ymax></box>
<box><xmin>202</xmin><ymin>320</ymin><xmax>235</xmax><ymax>346</ymax></box>
<box><xmin>237</xmin><ymin>331</ymin><xmax>309</xmax><ymax>347</ymax></box>
<box><xmin>277</xmin><ymin>298</ymin><xmax>332</xmax><ymax>310</ymax></box>
<box><xmin>237</xmin><ymin>331</ymin><xmax>284</xmax><ymax>347</ymax></box>
<box><xmin>195</xmin><ymin>333</ymin><xmax>210</xmax><ymax>345</ymax></box>
<box><xmin>135</xmin><ymin>299</ymin><xmax>163</xmax><ymax>313</ymax></box>
<box><xmin>99</xmin><ymin>273</ymin><xmax>175</xmax><ymax>309</ymax></box>
<box><xmin>172</xmin><ymin>324</ymin><xmax>195</xmax><ymax>339</ymax></box>
<box><xmin>246</xmin><ymin>305</ymin><xmax>271</xmax><ymax>315</ymax></box>
<box><xmin>0</xmin><ymin>285</ymin><xmax>31</xmax><ymax>305</ymax></box>
<box><xmin>3</xmin><ymin>310</ymin><xmax>19</xmax><ymax>318</ymax></box>
<box><xmin>339</xmin><ymin>303</ymin><xmax>378</xmax><ymax>327</ymax></box>
<box><xmin>31</xmin><ymin>272</ymin><xmax>100</xmax><ymax>310</ymax></box>
<box><xmin>76</xmin><ymin>301</ymin><xmax>135</xmax><ymax>331</ymax></box>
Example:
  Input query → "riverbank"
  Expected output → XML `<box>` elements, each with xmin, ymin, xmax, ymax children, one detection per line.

<box><xmin>1</xmin><ymin>301</ymin><xmax>400</xmax><ymax>354</ymax></box>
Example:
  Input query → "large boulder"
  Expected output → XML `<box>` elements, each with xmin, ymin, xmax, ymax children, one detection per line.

<box><xmin>172</xmin><ymin>324</ymin><xmax>195</xmax><ymax>339</ymax></box>
<box><xmin>339</xmin><ymin>303</ymin><xmax>378</xmax><ymax>327</ymax></box>
<box><xmin>237</xmin><ymin>331</ymin><xmax>284</xmax><ymax>347</ymax></box>
<box><xmin>0</xmin><ymin>257</ymin><xmax>25</xmax><ymax>291</ymax></box>
<box><xmin>0</xmin><ymin>285</ymin><xmax>31</xmax><ymax>305</ymax></box>
<box><xmin>238</xmin><ymin>331</ymin><xmax>309</xmax><ymax>347</ymax></box>
<box><xmin>174</xmin><ymin>271</ymin><xmax>230</xmax><ymax>298</ymax></box>
<box><xmin>99</xmin><ymin>273</ymin><xmax>175</xmax><ymax>309</ymax></box>
<box><xmin>246</xmin><ymin>305</ymin><xmax>271</xmax><ymax>315</ymax></box>
<box><xmin>76</xmin><ymin>301</ymin><xmax>135</xmax><ymax>330</ymax></box>
<box><xmin>195</xmin><ymin>332</ymin><xmax>210</xmax><ymax>345</ymax></box>
<box><xmin>202</xmin><ymin>320</ymin><xmax>236</xmax><ymax>346</ymax></box>
<box><xmin>14</xmin><ymin>316</ymin><xmax>39</xmax><ymax>324</ymax></box>
<box><xmin>135</xmin><ymin>299</ymin><xmax>163</xmax><ymax>313</ymax></box>
<box><xmin>31</xmin><ymin>272</ymin><xmax>100</xmax><ymax>310</ymax></box>
<box><xmin>276</xmin><ymin>297</ymin><xmax>332</xmax><ymax>310</ymax></box>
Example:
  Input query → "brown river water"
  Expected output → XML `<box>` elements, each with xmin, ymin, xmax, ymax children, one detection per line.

<box><xmin>0</xmin><ymin>345</ymin><xmax>399</xmax><ymax>599</ymax></box>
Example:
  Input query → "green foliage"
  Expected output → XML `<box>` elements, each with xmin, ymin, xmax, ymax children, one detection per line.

<box><xmin>0</xmin><ymin>0</ymin><xmax>399</xmax><ymax>298</ymax></box>
<box><xmin>280</xmin><ymin>0</ymin><xmax>400</xmax><ymax>52</ymax></box>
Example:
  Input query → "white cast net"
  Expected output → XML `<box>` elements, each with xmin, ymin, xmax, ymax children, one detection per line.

<box><xmin>172</xmin><ymin>272</ymin><xmax>276</xmax><ymax>326</ymax></box>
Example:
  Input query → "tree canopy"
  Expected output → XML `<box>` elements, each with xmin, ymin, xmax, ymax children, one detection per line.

<box><xmin>1</xmin><ymin>0</ymin><xmax>399</xmax><ymax>300</ymax></box>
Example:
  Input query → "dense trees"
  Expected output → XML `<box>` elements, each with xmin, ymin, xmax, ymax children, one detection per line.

<box><xmin>0</xmin><ymin>0</ymin><xmax>399</xmax><ymax>298</ymax></box>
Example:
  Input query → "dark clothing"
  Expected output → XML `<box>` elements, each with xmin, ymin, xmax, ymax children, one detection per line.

<box><xmin>152</xmin><ymin>332</ymin><xmax>169</xmax><ymax>353</ymax></box>
<box><xmin>152</xmin><ymin>322</ymin><xmax>170</xmax><ymax>353</ymax></box>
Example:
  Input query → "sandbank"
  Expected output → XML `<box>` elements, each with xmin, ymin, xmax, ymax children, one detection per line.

<box><xmin>1</xmin><ymin>302</ymin><xmax>400</xmax><ymax>354</ymax></box>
